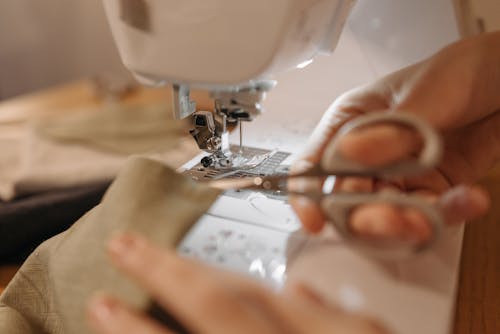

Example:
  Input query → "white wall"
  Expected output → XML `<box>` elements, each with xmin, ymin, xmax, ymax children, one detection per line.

<box><xmin>0</xmin><ymin>0</ymin><xmax>127</xmax><ymax>99</ymax></box>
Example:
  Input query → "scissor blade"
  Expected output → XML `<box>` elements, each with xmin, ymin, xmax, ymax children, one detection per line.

<box><xmin>207</xmin><ymin>177</ymin><xmax>263</xmax><ymax>191</ymax></box>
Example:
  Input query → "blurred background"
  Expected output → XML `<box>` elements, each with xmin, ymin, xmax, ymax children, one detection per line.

<box><xmin>0</xmin><ymin>0</ymin><xmax>127</xmax><ymax>99</ymax></box>
<box><xmin>0</xmin><ymin>0</ymin><xmax>498</xmax><ymax>101</ymax></box>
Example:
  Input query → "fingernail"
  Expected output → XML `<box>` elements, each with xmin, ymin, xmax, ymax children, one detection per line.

<box><xmin>293</xmin><ymin>197</ymin><xmax>325</xmax><ymax>233</ymax></box>
<box><xmin>291</xmin><ymin>159</ymin><xmax>314</xmax><ymax>173</ymax></box>
<box><xmin>108</xmin><ymin>233</ymin><xmax>139</xmax><ymax>259</ymax></box>
<box><xmin>89</xmin><ymin>297</ymin><xmax>116</xmax><ymax>323</ymax></box>
<box><xmin>350</xmin><ymin>209</ymin><xmax>393</xmax><ymax>237</ymax></box>
<box><xmin>288</xmin><ymin>177</ymin><xmax>305</xmax><ymax>193</ymax></box>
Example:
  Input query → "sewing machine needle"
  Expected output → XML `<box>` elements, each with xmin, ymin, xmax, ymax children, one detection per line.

<box><xmin>239</xmin><ymin>121</ymin><xmax>243</xmax><ymax>154</ymax></box>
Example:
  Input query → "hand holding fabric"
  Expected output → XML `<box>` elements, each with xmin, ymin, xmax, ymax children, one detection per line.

<box><xmin>87</xmin><ymin>233</ymin><xmax>388</xmax><ymax>334</ymax></box>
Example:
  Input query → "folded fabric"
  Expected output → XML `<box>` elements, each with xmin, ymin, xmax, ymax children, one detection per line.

<box><xmin>0</xmin><ymin>102</ymin><xmax>196</xmax><ymax>201</ymax></box>
<box><xmin>35</xmin><ymin>103</ymin><xmax>189</xmax><ymax>155</ymax></box>
<box><xmin>0</xmin><ymin>181</ymin><xmax>111</xmax><ymax>265</ymax></box>
<box><xmin>0</xmin><ymin>157</ymin><xmax>221</xmax><ymax>334</ymax></box>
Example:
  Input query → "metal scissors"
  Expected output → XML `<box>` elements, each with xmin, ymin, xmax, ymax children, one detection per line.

<box><xmin>208</xmin><ymin>113</ymin><xmax>444</xmax><ymax>258</ymax></box>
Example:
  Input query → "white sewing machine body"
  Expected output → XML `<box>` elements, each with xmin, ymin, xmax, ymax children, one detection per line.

<box><xmin>104</xmin><ymin>0</ymin><xmax>356</xmax><ymax>165</ymax></box>
<box><xmin>103</xmin><ymin>0</ymin><xmax>355</xmax><ymax>88</ymax></box>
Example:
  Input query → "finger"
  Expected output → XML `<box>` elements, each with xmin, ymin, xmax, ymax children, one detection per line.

<box><xmin>336</xmin><ymin>178</ymin><xmax>409</xmax><ymax>241</ymax></box>
<box><xmin>253</xmin><ymin>288</ymin><xmax>388</xmax><ymax>334</ymax></box>
<box><xmin>438</xmin><ymin>184</ymin><xmax>490</xmax><ymax>225</ymax></box>
<box><xmin>87</xmin><ymin>294</ymin><xmax>173</xmax><ymax>334</ymax></box>
<box><xmin>298</xmin><ymin>85</ymin><xmax>390</xmax><ymax>164</ymax></box>
<box><xmin>326</xmin><ymin>122</ymin><xmax>422</xmax><ymax>167</ymax></box>
<box><xmin>289</xmin><ymin>196</ymin><xmax>326</xmax><ymax>234</ymax></box>
<box><xmin>284</xmin><ymin>282</ymin><xmax>330</xmax><ymax>309</ymax></box>
<box><xmin>347</xmin><ymin>184</ymin><xmax>490</xmax><ymax>243</ymax></box>
<box><xmin>349</xmin><ymin>204</ymin><xmax>422</xmax><ymax>241</ymax></box>
<box><xmin>289</xmin><ymin>176</ymin><xmax>373</xmax><ymax>235</ymax></box>
<box><xmin>350</xmin><ymin>205</ymin><xmax>433</xmax><ymax>244</ymax></box>
<box><xmin>291</xmin><ymin>86</ymin><xmax>390</xmax><ymax>233</ymax></box>
<box><xmin>289</xmin><ymin>160</ymin><xmax>327</xmax><ymax>233</ymax></box>
<box><xmin>290</xmin><ymin>174</ymin><xmax>373</xmax><ymax>234</ymax></box>
<box><xmin>334</xmin><ymin>177</ymin><xmax>373</xmax><ymax>193</ymax></box>
<box><xmin>107</xmin><ymin>233</ymin><xmax>276</xmax><ymax>334</ymax></box>
<box><xmin>403</xmin><ymin>168</ymin><xmax>452</xmax><ymax>194</ymax></box>
<box><xmin>298</xmin><ymin>108</ymin><xmax>360</xmax><ymax>164</ymax></box>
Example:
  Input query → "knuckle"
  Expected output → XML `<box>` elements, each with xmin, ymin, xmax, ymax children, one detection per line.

<box><xmin>195</xmin><ymin>282</ymin><xmax>225</xmax><ymax>306</ymax></box>
<box><xmin>140</xmin><ymin>249</ymin><xmax>194</xmax><ymax>287</ymax></box>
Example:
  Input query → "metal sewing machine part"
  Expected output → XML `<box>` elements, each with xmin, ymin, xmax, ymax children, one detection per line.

<box><xmin>180</xmin><ymin>81</ymin><xmax>276</xmax><ymax>168</ymax></box>
<box><xmin>103</xmin><ymin>0</ymin><xmax>357</xmax><ymax>167</ymax></box>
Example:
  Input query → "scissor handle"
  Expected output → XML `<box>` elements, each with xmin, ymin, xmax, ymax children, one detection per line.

<box><xmin>320</xmin><ymin>113</ymin><xmax>442</xmax><ymax>178</ymax></box>
<box><xmin>320</xmin><ymin>192</ymin><xmax>444</xmax><ymax>259</ymax></box>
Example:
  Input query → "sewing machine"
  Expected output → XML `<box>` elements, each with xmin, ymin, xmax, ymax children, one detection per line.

<box><xmin>103</xmin><ymin>1</ymin><xmax>469</xmax><ymax>333</ymax></box>
<box><xmin>103</xmin><ymin>0</ymin><xmax>356</xmax><ymax>167</ymax></box>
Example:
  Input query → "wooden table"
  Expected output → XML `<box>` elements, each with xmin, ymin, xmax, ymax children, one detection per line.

<box><xmin>454</xmin><ymin>169</ymin><xmax>500</xmax><ymax>334</ymax></box>
<box><xmin>0</xmin><ymin>80</ymin><xmax>498</xmax><ymax>333</ymax></box>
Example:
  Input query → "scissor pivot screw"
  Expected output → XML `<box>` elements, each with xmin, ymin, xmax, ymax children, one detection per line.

<box><xmin>201</xmin><ymin>156</ymin><xmax>213</xmax><ymax>168</ymax></box>
<box><xmin>254</xmin><ymin>177</ymin><xmax>263</xmax><ymax>186</ymax></box>
<box><xmin>263</xmin><ymin>181</ymin><xmax>272</xmax><ymax>190</ymax></box>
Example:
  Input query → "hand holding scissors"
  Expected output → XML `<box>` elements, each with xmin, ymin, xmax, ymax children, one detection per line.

<box><xmin>209</xmin><ymin>113</ymin><xmax>444</xmax><ymax>258</ymax></box>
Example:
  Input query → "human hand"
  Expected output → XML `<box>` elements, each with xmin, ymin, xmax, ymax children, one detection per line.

<box><xmin>87</xmin><ymin>233</ymin><xmax>388</xmax><ymax>334</ymax></box>
<box><xmin>291</xmin><ymin>32</ymin><xmax>500</xmax><ymax>238</ymax></box>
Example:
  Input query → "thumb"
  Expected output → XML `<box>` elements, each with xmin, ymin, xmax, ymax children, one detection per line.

<box><xmin>331</xmin><ymin>119</ymin><xmax>423</xmax><ymax>168</ymax></box>
<box><xmin>297</xmin><ymin>84</ymin><xmax>392</xmax><ymax>165</ymax></box>
<box><xmin>290</xmin><ymin>86</ymin><xmax>390</xmax><ymax>233</ymax></box>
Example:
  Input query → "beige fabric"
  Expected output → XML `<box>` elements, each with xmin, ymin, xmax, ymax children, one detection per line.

<box><xmin>0</xmin><ymin>157</ymin><xmax>221</xmax><ymax>334</ymax></box>
<box><xmin>0</xmin><ymin>102</ymin><xmax>195</xmax><ymax>201</ymax></box>
<box><xmin>35</xmin><ymin>103</ymin><xmax>189</xmax><ymax>154</ymax></box>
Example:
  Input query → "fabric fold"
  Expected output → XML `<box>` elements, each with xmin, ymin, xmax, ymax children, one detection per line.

<box><xmin>0</xmin><ymin>157</ymin><xmax>221</xmax><ymax>334</ymax></box>
<box><xmin>0</xmin><ymin>101</ymin><xmax>194</xmax><ymax>201</ymax></box>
